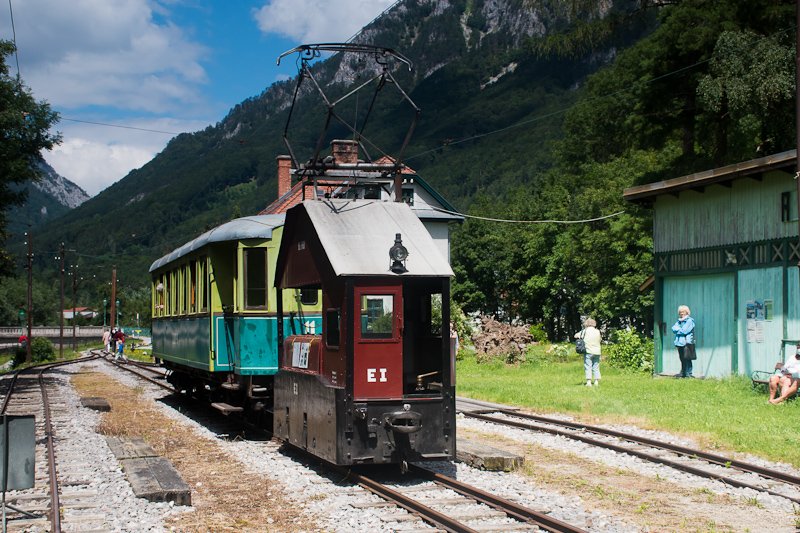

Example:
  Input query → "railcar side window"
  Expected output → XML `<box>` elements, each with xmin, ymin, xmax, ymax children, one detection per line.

<box><xmin>244</xmin><ymin>248</ymin><xmax>268</xmax><ymax>309</ymax></box>
<box><xmin>189</xmin><ymin>262</ymin><xmax>197</xmax><ymax>313</ymax></box>
<box><xmin>300</xmin><ymin>288</ymin><xmax>318</xmax><ymax>306</ymax></box>
<box><xmin>360</xmin><ymin>294</ymin><xmax>394</xmax><ymax>338</ymax></box>
<box><xmin>199</xmin><ymin>257</ymin><xmax>208</xmax><ymax>312</ymax></box>
<box><xmin>326</xmin><ymin>308</ymin><xmax>340</xmax><ymax>347</ymax></box>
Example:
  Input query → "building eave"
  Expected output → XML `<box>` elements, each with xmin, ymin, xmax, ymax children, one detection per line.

<box><xmin>623</xmin><ymin>150</ymin><xmax>797</xmax><ymax>204</ymax></box>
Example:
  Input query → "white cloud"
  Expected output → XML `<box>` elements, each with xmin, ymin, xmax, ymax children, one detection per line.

<box><xmin>5</xmin><ymin>0</ymin><xmax>208</xmax><ymax>113</ymax></box>
<box><xmin>44</xmin><ymin>118</ymin><xmax>210</xmax><ymax>196</ymax></box>
<box><xmin>253</xmin><ymin>0</ymin><xmax>395</xmax><ymax>43</ymax></box>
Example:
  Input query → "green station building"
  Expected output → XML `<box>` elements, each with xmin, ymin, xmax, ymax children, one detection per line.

<box><xmin>623</xmin><ymin>150</ymin><xmax>800</xmax><ymax>378</ymax></box>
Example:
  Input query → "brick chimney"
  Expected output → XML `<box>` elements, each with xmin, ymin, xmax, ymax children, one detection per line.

<box><xmin>276</xmin><ymin>155</ymin><xmax>292</xmax><ymax>197</ymax></box>
<box><xmin>330</xmin><ymin>139</ymin><xmax>359</xmax><ymax>164</ymax></box>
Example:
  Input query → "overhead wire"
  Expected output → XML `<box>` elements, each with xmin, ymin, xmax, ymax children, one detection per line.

<box><xmin>7</xmin><ymin>0</ymin><xmax>20</xmax><ymax>79</ymax></box>
<box><xmin>431</xmin><ymin>206</ymin><xmax>626</xmax><ymax>224</ymax></box>
<box><xmin>60</xmin><ymin>117</ymin><xmax>181</xmax><ymax>135</ymax></box>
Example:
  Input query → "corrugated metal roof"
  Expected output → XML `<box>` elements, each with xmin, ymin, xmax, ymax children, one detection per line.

<box><xmin>623</xmin><ymin>149</ymin><xmax>796</xmax><ymax>203</ymax></box>
<box><xmin>149</xmin><ymin>214</ymin><xmax>285</xmax><ymax>272</ymax></box>
<box><xmin>302</xmin><ymin>199</ymin><xmax>454</xmax><ymax>277</ymax></box>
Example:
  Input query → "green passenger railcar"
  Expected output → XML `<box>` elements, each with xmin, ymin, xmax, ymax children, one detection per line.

<box><xmin>149</xmin><ymin>215</ymin><xmax>321</xmax><ymax>408</ymax></box>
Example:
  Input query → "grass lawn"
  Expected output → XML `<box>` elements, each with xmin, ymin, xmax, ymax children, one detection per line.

<box><xmin>456</xmin><ymin>346</ymin><xmax>800</xmax><ymax>467</ymax></box>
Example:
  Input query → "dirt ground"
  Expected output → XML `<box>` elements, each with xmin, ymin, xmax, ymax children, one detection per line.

<box><xmin>458</xmin><ymin>425</ymin><xmax>799</xmax><ymax>532</ymax></box>
<box><xmin>71</xmin><ymin>371</ymin><xmax>316</xmax><ymax>532</ymax></box>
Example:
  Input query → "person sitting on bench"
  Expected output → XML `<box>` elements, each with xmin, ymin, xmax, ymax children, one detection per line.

<box><xmin>769</xmin><ymin>344</ymin><xmax>800</xmax><ymax>404</ymax></box>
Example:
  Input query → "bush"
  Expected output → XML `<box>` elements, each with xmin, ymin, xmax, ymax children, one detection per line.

<box><xmin>604</xmin><ymin>329</ymin><xmax>654</xmax><ymax>373</ymax></box>
<box><xmin>12</xmin><ymin>337</ymin><xmax>56</xmax><ymax>368</ymax></box>
<box><xmin>31</xmin><ymin>337</ymin><xmax>55</xmax><ymax>363</ymax></box>
<box><xmin>528</xmin><ymin>323</ymin><xmax>548</xmax><ymax>343</ymax></box>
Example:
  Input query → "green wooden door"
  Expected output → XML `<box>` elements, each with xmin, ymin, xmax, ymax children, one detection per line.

<box><xmin>737</xmin><ymin>267</ymin><xmax>784</xmax><ymax>376</ymax></box>
<box><xmin>661</xmin><ymin>274</ymin><xmax>734</xmax><ymax>378</ymax></box>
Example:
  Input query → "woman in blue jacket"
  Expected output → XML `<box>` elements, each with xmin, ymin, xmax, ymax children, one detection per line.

<box><xmin>672</xmin><ymin>305</ymin><xmax>695</xmax><ymax>378</ymax></box>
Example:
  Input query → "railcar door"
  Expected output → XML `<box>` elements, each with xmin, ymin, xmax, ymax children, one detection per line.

<box><xmin>353</xmin><ymin>283</ymin><xmax>403</xmax><ymax>399</ymax></box>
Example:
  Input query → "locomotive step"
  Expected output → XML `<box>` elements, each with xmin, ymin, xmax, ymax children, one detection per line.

<box><xmin>220</xmin><ymin>383</ymin><xmax>240</xmax><ymax>391</ymax></box>
<box><xmin>211</xmin><ymin>402</ymin><xmax>244</xmax><ymax>414</ymax></box>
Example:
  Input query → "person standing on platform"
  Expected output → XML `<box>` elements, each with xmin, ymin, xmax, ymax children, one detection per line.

<box><xmin>115</xmin><ymin>328</ymin><xmax>126</xmax><ymax>361</ymax></box>
<box><xmin>102</xmin><ymin>328</ymin><xmax>111</xmax><ymax>354</ymax></box>
<box><xmin>672</xmin><ymin>305</ymin><xmax>696</xmax><ymax>378</ymax></box>
<box><xmin>575</xmin><ymin>318</ymin><xmax>602</xmax><ymax>386</ymax></box>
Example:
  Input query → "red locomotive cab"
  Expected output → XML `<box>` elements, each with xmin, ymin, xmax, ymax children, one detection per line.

<box><xmin>353</xmin><ymin>284</ymin><xmax>403</xmax><ymax>399</ymax></box>
<box><xmin>273</xmin><ymin>199</ymin><xmax>456</xmax><ymax>465</ymax></box>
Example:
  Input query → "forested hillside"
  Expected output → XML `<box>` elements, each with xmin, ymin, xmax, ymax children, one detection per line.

<box><xmin>6</xmin><ymin>0</ymin><xmax>796</xmax><ymax>338</ymax></box>
<box><xmin>452</xmin><ymin>0</ymin><xmax>796</xmax><ymax>338</ymax></box>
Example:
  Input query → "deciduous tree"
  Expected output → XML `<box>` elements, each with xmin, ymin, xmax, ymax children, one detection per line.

<box><xmin>0</xmin><ymin>40</ymin><xmax>60</xmax><ymax>276</ymax></box>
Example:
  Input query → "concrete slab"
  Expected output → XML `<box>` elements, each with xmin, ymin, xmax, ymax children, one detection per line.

<box><xmin>120</xmin><ymin>457</ymin><xmax>191</xmax><ymax>506</ymax></box>
<box><xmin>456</xmin><ymin>438</ymin><xmax>523</xmax><ymax>472</ymax></box>
<box><xmin>80</xmin><ymin>397</ymin><xmax>111</xmax><ymax>412</ymax></box>
<box><xmin>105</xmin><ymin>436</ymin><xmax>157</xmax><ymax>460</ymax></box>
<box><xmin>106</xmin><ymin>436</ymin><xmax>191</xmax><ymax>506</ymax></box>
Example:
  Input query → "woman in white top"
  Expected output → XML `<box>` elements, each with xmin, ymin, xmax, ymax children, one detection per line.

<box><xmin>575</xmin><ymin>318</ymin><xmax>602</xmax><ymax>387</ymax></box>
<box><xmin>769</xmin><ymin>344</ymin><xmax>800</xmax><ymax>404</ymax></box>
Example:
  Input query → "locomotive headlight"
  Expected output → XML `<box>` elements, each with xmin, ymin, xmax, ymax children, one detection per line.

<box><xmin>389</xmin><ymin>233</ymin><xmax>408</xmax><ymax>274</ymax></box>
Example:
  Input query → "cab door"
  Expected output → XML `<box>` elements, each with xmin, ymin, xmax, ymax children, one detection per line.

<box><xmin>353</xmin><ymin>283</ymin><xmax>403</xmax><ymax>399</ymax></box>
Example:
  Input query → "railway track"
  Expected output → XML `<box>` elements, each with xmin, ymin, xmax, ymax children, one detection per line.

<box><xmin>89</xmin><ymin>353</ymin><xmax>594</xmax><ymax>531</ymax></box>
<box><xmin>0</xmin><ymin>355</ymin><xmax>106</xmax><ymax>533</ymax></box>
<box><xmin>345</xmin><ymin>463</ymin><xmax>587</xmax><ymax>532</ymax></box>
<box><xmin>462</xmin><ymin>408</ymin><xmax>800</xmax><ymax>505</ymax></box>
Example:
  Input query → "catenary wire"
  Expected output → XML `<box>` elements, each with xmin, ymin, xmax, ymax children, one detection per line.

<box><xmin>431</xmin><ymin>206</ymin><xmax>625</xmax><ymax>224</ymax></box>
<box><xmin>7</xmin><ymin>0</ymin><xmax>21</xmax><ymax>80</ymax></box>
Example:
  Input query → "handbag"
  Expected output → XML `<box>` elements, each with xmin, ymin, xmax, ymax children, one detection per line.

<box><xmin>683</xmin><ymin>343</ymin><xmax>697</xmax><ymax>360</ymax></box>
<box><xmin>575</xmin><ymin>330</ymin><xmax>586</xmax><ymax>354</ymax></box>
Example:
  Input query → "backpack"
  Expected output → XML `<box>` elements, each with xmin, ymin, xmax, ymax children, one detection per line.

<box><xmin>575</xmin><ymin>330</ymin><xmax>586</xmax><ymax>354</ymax></box>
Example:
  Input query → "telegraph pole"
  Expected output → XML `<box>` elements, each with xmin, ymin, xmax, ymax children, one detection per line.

<box><xmin>24</xmin><ymin>232</ymin><xmax>32</xmax><ymax>363</ymax></box>
<box><xmin>71</xmin><ymin>263</ymin><xmax>78</xmax><ymax>350</ymax></box>
<box><xmin>59</xmin><ymin>243</ymin><xmax>65</xmax><ymax>358</ymax></box>
<box><xmin>110</xmin><ymin>267</ymin><xmax>117</xmax><ymax>329</ymax></box>
<box><xmin>792</xmin><ymin>0</ymin><xmax>800</xmax><ymax>355</ymax></box>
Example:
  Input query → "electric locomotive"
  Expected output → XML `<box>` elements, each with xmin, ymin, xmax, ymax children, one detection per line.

<box><xmin>149</xmin><ymin>42</ymin><xmax>457</xmax><ymax>466</ymax></box>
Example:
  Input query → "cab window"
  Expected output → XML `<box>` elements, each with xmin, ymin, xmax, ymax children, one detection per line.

<box><xmin>360</xmin><ymin>294</ymin><xmax>394</xmax><ymax>338</ymax></box>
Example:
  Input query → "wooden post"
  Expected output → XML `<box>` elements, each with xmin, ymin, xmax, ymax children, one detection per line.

<box><xmin>59</xmin><ymin>243</ymin><xmax>64</xmax><ymax>358</ymax></box>
<box><xmin>71</xmin><ymin>264</ymin><xmax>77</xmax><ymax>351</ymax></box>
<box><xmin>25</xmin><ymin>232</ymin><xmax>32</xmax><ymax>363</ymax></box>
<box><xmin>795</xmin><ymin>0</ymin><xmax>800</xmax><ymax>342</ymax></box>
<box><xmin>110</xmin><ymin>268</ymin><xmax>117</xmax><ymax>329</ymax></box>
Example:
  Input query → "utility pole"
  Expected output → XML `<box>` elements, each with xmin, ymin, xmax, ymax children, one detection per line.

<box><xmin>71</xmin><ymin>263</ymin><xmax>78</xmax><ymax>351</ymax></box>
<box><xmin>24</xmin><ymin>232</ymin><xmax>32</xmax><ymax>363</ymax></box>
<box><xmin>793</xmin><ymin>0</ymin><xmax>800</xmax><ymax>364</ymax></box>
<box><xmin>110</xmin><ymin>267</ymin><xmax>117</xmax><ymax>329</ymax></box>
<box><xmin>59</xmin><ymin>243</ymin><xmax>65</xmax><ymax>358</ymax></box>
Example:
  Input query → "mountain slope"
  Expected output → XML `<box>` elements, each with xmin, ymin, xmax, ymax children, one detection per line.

<box><xmin>27</xmin><ymin>0</ymin><xmax>648</xmax><ymax>287</ymax></box>
<box><xmin>8</xmin><ymin>160</ymin><xmax>89</xmax><ymax>235</ymax></box>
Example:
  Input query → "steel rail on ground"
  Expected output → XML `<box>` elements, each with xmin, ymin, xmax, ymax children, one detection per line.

<box><xmin>465</xmin><ymin>411</ymin><xmax>800</xmax><ymax>504</ymax></box>
<box><xmin>482</xmin><ymin>409</ymin><xmax>800</xmax><ymax>487</ymax></box>
<box><xmin>409</xmin><ymin>464</ymin><xmax>587</xmax><ymax>533</ymax></box>
<box><xmin>1</xmin><ymin>356</ymin><xmax>97</xmax><ymax>533</ymax></box>
<box><xmin>330</xmin><ymin>463</ymin><xmax>482</xmax><ymax>533</ymax></box>
<box><xmin>36</xmin><ymin>364</ymin><xmax>61</xmax><ymax>533</ymax></box>
<box><xmin>93</xmin><ymin>351</ymin><xmax>175</xmax><ymax>393</ymax></box>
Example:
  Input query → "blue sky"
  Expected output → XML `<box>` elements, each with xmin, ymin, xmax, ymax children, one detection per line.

<box><xmin>0</xmin><ymin>0</ymin><xmax>395</xmax><ymax>195</ymax></box>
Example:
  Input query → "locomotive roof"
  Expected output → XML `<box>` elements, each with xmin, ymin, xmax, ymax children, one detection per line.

<box><xmin>280</xmin><ymin>199</ymin><xmax>454</xmax><ymax>278</ymax></box>
<box><xmin>149</xmin><ymin>214</ymin><xmax>285</xmax><ymax>272</ymax></box>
